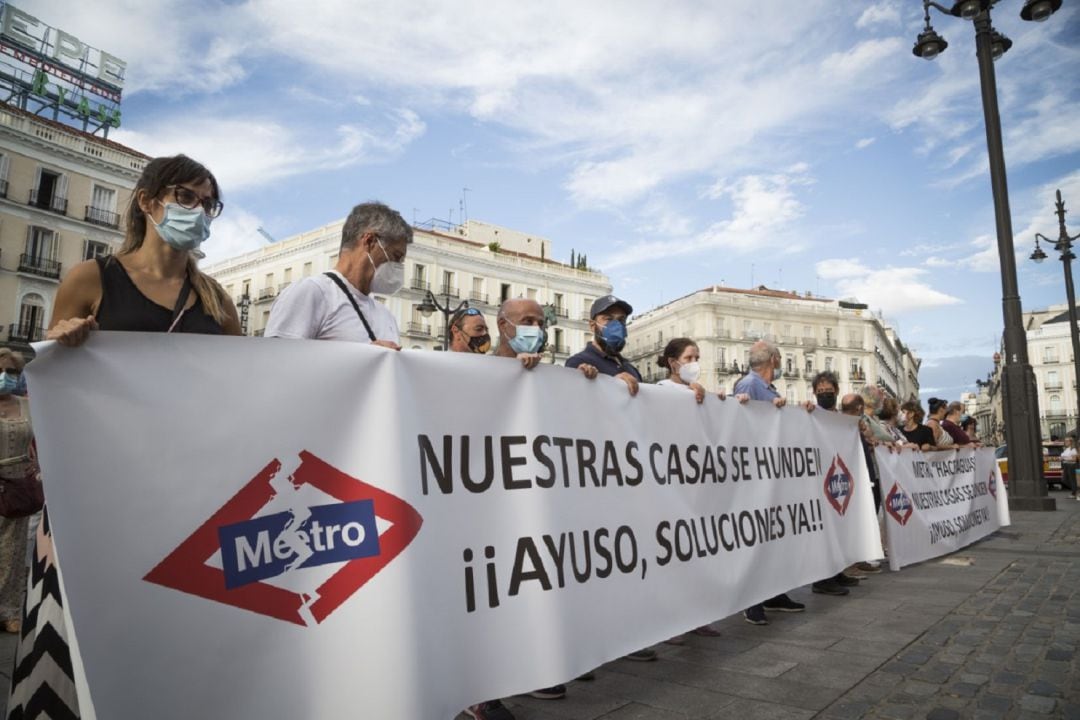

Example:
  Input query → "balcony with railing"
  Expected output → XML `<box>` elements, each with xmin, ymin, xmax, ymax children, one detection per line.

<box><xmin>847</xmin><ymin>339</ymin><xmax>865</xmax><ymax>350</ymax></box>
<box><xmin>406</xmin><ymin>322</ymin><xmax>431</xmax><ymax>336</ymax></box>
<box><xmin>278</xmin><ymin>281</ymin><xmax>292</xmax><ymax>293</ymax></box>
<box><xmin>17</xmin><ymin>253</ymin><xmax>61</xmax><ymax>279</ymax></box>
<box><xmin>553</xmin><ymin>306</ymin><xmax>569</xmax><ymax>319</ymax></box>
<box><xmin>410</xmin><ymin>279</ymin><xmax>430</xmax><ymax>292</ymax></box>
<box><xmin>581</xmin><ymin>311</ymin><xmax>593</xmax><ymax>322</ymax></box>
<box><xmin>253</xmin><ymin>329</ymin><xmax>265</xmax><ymax>337</ymax></box>
<box><xmin>823</xmin><ymin>338</ymin><xmax>838</xmax><ymax>348</ymax></box>
<box><xmin>7</xmin><ymin>323</ymin><xmax>44</xmax><ymax>343</ymax></box>
<box><xmin>550</xmin><ymin>343</ymin><xmax>569</xmax><ymax>354</ymax></box>
<box><xmin>85</xmin><ymin>206</ymin><xmax>121</xmax><ymax>229</ymax></box>
<box><xmin>1045</xmin><ymin>381</ymin><xmax>1064</xmax><ymax>391</ymax></box>
<box><xmin>715</xmin><ymin>329</ymin><xmax>732</xmax><ymax>339</ymax></box>
<box><xmin>716</xmin><ymin>364</ymin><xmax>743</xmax><ymax>378</ymax></box>
<box><xmin>850</xmin><ymin>370</ymin><xmax>867</xmax><ymax>382</ymax></box>
<box><xmin>28</xmin><ymin>189</ymin><xmax>67</xmax><ymax>216</ymax></box>
<box><xmin>439</xmin><ymin>284</ymin><xmax>460</xmax><ymax>299</ymax></box>
<box><xmin>802</xmin><ymin>336</ymin><xmax>817</xmax><ymax>348</ymax></box>
<box><xmin>469</xmin><ymin>291</ymin><xmax>489</xmax><ymax>304</ymax></box>
<box><xmin>257</xmin><ymin>286</ymin><xmax>276</xmax><ymax>302</ymax></box>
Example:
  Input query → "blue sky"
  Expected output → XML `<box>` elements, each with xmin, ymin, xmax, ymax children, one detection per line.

<box><xmin>34</xmin><ymin>0</ymin><xmax>1080</xmax><ymax>398</ymax></box>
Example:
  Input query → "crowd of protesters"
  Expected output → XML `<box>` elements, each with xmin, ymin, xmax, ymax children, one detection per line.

<box><xmin>14</xmin><ymin>154</ymin><xmax>995</xmax><ymax>720</ymax></box>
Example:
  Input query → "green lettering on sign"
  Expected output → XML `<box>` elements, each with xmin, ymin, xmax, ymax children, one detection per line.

<box><xmin>31</xmin><ymin>70</ymin><xmax>47</xmax><ymax>96</ymax></box>
<box><xmin>77</xmin><ymin>97</ymin><xmax>91</xmax><ymax>117</ymax></box>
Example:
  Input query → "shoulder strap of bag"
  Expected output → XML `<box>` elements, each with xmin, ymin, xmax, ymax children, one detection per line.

<box><xmin>167</xmin><ymin>275</ymin><xmax>193</xmax><ymax>333</ymax></box>
<box><xmin>323</xmin><ymin>272</ymin><xmax>377</xmax><ymax>341</ymax></box>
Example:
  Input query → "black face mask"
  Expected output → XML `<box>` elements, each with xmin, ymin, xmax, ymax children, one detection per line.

<box><xmin>467</xmin><ymin>333</ymin><xmax>492</xmax><ymax>354</ymax></box>
<box><xmin>816</xmin><ymin>392</ymin><xmax>837</xmax><ymax>410</ymax></box>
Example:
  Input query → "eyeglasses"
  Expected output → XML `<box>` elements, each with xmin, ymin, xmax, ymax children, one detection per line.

<box><xmin>167</xmin><ymin>185</ymin><xmax>224</xmax><ymax>218</ymax></box>
<box><xmin>450</xmin><ymin>307</ymin><xmax>482</xmax><ymax>329</ymax></box>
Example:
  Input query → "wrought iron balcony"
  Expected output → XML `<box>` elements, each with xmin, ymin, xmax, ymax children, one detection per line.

<box><xmin>439</xmin><ymin>284</ymin><xmax>460</xmax><ymax>298</ymax></box>
<box><xmin>257</xmin><ymin>286</ymin><xmax>276</xmax><ymax>301</ymax></box>
<box><xmin>28</xmin><ymin>189</ymin><xmax>67</xmax><ymax>215</ymax></box>
<box><xmin>85</xmin><ymin>206</ymin><xmax>120</xmax><ymax>228</ymax></box>
<box><xmin>8</xmin><ymin>323</ymin><xmax>44</xmax><ymax>343</ymax></box>
<box><xmin>406</xmin><ymin>322</ymin><xmax>431</xmax><ymax>336</ymax></box>
<box><xmin>410</xmin><ymin>279</ymin><xmax>430</xmax><ymax>292</ymax></box>
<box><xmin>469</xmin><ymin>291</ymin><xmax>489</xmax><ymax>304</ymax></box>
<box><xmin>17</xmin><ymin>253</ymin><xmax>61</xmax><ymax>279</ymax></box>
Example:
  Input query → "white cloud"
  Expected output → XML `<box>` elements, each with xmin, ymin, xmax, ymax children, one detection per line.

<box><xmin>602</xmin><ymin>166</ymin><xmax>813</xmax><ymax>269</ymax></box>
<box><xmin>814</xmin><ymin>259</ymin><xmax>962</xmax><ymax>314</ymax></box>
<box><xmin>112</xmin><ymin>110</ymin><xmax>425</xmax><ymax>192</ymax></box>
<box><xmin>888</xmin><ymin>11</ymin><xmax>1080</xmax><ymax>185</ymax></box>
<box><xmin>856</xmin><ymin>3</ymin><xmax>901</xmax><ymax>29</ymax></box>
<box><xmin>855</xmin><ymin>137</ymin><xmax>876</xmax><ymax>149</ymax></box>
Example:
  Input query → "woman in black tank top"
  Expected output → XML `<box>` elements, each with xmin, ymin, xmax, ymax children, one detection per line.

<box><xmin>47</xmin><ymin>154</ymin><xmax>241</xmax><ymax>344</ymax></box>
<box><xmin>12</xmin><ymin>156</ymin><xmax>240</xmax><ymax>720</ymax></box>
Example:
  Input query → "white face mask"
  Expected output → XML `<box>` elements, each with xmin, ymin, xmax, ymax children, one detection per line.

<box><xmin>368</xmin><ymin>240</ymin><xmax>404</xmax><ymax>295</ymax></box>
<box><xmin>898</xmin><ymin>411</ymin><xmax>909</xmax><ymax>426</ymax></box>
<box><xmin>677</xmin><ymin>361</ymin><xmax>701</xmax><ymax>384</ymax></box>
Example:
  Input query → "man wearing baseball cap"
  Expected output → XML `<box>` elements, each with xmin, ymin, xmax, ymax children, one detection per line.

<box><xmin>565</xmin><ymin>294</ymin><xmax>656</xmax><ymax>665</ymax></box>
<box><xmin>565</xmin><ymin>295</ymin><xmax>640</xmax><ymax>397</ymax></box>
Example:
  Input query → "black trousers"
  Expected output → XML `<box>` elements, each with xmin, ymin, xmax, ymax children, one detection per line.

<box><xmin>1061</xmin><ymin>462</ymin><xmax>1077</xmax><ymax>494</ymax></box>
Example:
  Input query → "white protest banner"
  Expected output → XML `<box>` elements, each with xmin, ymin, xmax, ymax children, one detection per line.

<box><xmin>27</xmin><ymin>333</ymin><xmax>882</xmax><ymax>719</ymax></box>
<box><xmin>876</xmin><ymin>447</ymin><xmax>1010</xmax><ymax>572</ymax></box>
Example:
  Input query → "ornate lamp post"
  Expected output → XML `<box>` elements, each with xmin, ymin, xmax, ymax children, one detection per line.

<box><xmin>418</xmin><ymin>290</ymin><xmax>468</xmax><ymax>351</ymax></box>
<box><xmin>912</xmin><ymin>0</ymin><xmax>1063</xmax><ymax>511</ymax></box>
<box><xmin>1030</xmin><ymin>190</ymin><xmax>1080</xmax><ymax>440</ymax></box>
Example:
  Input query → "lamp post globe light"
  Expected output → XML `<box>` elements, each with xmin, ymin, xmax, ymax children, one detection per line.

<box><xmin>913</xmin><ymin>0</ymin><xmax>1064</xmax><ymax>511</ymax></box>
<box><xmin>418</xmin><ymin>289</ymin><xmax>469</xmax><ymax>351</ymax></box>
<box><xmin>1030</xmin><ymin>190</ymin><xmax>1080</xmax><ymax>442</ymax></box>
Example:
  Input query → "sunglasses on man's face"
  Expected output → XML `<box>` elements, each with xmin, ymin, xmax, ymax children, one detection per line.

<box><xmin>451</xmin><ymin>307</ymin><xmax>482</xmax><ymax>329</ymax></box>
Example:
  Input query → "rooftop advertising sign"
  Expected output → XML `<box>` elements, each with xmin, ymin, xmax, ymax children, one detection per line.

<box><xmin>0</xmin><ymin>2</ymin><xmax>125</xmax><ymax>133</ymax></box>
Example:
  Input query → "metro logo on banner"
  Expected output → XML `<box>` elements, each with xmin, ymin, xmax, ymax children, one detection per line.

<box><xmin>144</xmin><ymin>450</ymin><xmax>423</xmax><ymax>626</ymax></box>
<box><xmin>823</xmin><ymin>454</ymin><xmax>854</xmax><ymax>516</ymax></box>
<box><xmin>885</xmin><ymin>483</ymin><xmax>913</xmax><ymax>526</ymax></box>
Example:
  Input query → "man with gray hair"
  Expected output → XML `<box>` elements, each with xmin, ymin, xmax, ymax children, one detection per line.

<box><xmin>733</xmin><ymin>339</ymin><xmax>805</xmax><ymax>623</ymax></box>
<box><xmin>266</xmin><ymin>201</ymin><xmax>411</xmax><ymax>345</ymax></box>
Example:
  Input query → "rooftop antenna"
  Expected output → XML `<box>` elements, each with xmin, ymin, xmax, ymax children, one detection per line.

<box><xmin>413</xmin><ymin>208</ymin><xmax>419</xmax><ymax>225</ymax></box>
<box><xmin>462</xmin><ymin>187</ymin><xmax>471</xmax><ymax>224</ymax></box>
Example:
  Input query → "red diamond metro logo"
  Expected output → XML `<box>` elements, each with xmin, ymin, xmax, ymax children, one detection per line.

<box><xmin>144</xmin><ymin>451</ymin><xmax>423</xmax><ymax>626</ymax></box>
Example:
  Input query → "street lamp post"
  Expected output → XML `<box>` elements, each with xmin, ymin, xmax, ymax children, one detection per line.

<box><xmin>913</xmin><ymin>0</ymin><xmax>1062</xmax><ymax>511</ymax></box>
<box><xmin>418</xmin><ymin>290</ymin><xmax>468</xmax><ymax>351</ymax></box>
<box><xmin>1030</xmin><ymin>190</ymin><xmax>1080</xmax><ymax>440</ymax></box>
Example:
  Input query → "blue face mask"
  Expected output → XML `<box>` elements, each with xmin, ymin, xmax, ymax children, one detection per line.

<box><xmin>152</xmin><ymin>203</ymin><xmax>211</xmax><ymax>252</ymax></box>
<box><xmin>508</xmin><ymin>325</ymin><xmax>546</xmax><ymax>354</ymax></box>
<box><xmin>0</xmin><ymin>372</ymin><xmax>18</xmax><ymax>396</ymax></box>
<box><xmin>13</xmin><ymin>374</ymin><xmax>26</xmax><ymax>396</ymax></box>
<box><xmin>597</xmin><ymin>319</ymin><xmax>627</xmax><ymax>353</ymax></box>
<box><xmin>774</xmin><ymin>363</ymin><xmax>784</xmax><ymax>381</ymax></box>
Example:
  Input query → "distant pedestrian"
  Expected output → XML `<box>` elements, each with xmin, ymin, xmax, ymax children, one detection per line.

<box><xmin>1060</xmin><ymin>437</ymin><xmax>1079</xmax><ymax>501</ymax></box>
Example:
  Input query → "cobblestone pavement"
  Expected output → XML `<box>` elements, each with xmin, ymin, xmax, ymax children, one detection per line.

<box><xmin>0</xmin><ymin>497</ymin><xmax>1074</xmax><ymax>719</ymax></box>
<box><xmin>493</xmin><ymin>494</ymin><xmax>1080</xmax><ymax>720</ymax></box>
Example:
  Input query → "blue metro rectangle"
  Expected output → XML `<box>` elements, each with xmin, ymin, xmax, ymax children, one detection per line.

<box><xmin>218</xmin><ymin>500</ymin><xmax>380</xmax><ymax>589</ymax></box>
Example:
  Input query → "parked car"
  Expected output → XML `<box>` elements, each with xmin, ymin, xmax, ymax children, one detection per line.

<box><xmin>995</xmin><ymin>441</ymin><xmax>1067</xmax><ymax>489</ymax></box>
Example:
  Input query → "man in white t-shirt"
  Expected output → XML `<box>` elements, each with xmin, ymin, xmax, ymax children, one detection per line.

<box><xmin>265</xmin><ymin>202</ymin><xmax>410</xmax><ymax>346</ymax></box>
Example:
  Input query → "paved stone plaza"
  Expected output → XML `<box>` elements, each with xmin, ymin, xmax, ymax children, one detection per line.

<box><xmin>0</xmin><ymin>496</ymin><xmax>1074</xmax><ymax>719</ymax></box>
